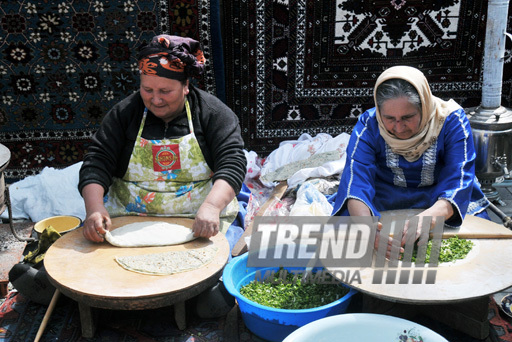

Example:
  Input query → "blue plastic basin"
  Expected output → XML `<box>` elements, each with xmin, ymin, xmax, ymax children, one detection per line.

<box><xmin>222</xmin><ymin>253</ymin><xmax>357</xmax><ymax>342</ymax></box>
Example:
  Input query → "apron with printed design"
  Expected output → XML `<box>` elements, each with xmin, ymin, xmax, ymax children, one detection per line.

<box><xmin>104</xmin><ymin>99</ymin><xmax>239</xmax><ymax>233</ymax></box>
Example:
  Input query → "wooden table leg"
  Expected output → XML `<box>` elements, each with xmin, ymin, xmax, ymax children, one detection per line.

<box><xmin>79</xmin><ymin>302</ymin><xmax>98</xmax><ymax>338</ymax></box>
<box><xmin>174</xmin><ymin>301</ymin><xmax>186</xmax><ymax>330</ymax></box>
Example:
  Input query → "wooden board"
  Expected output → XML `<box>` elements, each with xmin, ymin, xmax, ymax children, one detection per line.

<box><xmin>231</xmin><ymin>181</ymin><xmax>288</xmax><ymax>257</ymax></box>
<box><xmin>381</xmin><ymin>209</ymin><xmax>512</xmax><ymax>239</ymax></box>
<box><xmin>44</xmin><ymin>216</ymin><xmax>229</xmax><ymax>310</ymax></box>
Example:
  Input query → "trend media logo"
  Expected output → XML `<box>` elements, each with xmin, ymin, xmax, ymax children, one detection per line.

<box><xmin>247</xmin><ymin>215</ymin><xmax>444</xmax><ymax>285</ymax></box>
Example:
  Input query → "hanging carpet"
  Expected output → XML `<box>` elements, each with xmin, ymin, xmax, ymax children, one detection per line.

<box><xmin>222</xmin><ymin>0</ymin><xmax>512</xmax><ymax>155</ymax></box>
<box><xmin>0</xmin><ymin>0</ymin><xmax>225</xmax><ymax>183</ymax></box>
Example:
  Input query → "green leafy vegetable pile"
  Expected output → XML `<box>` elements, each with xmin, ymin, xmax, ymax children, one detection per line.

<box><xmin>239</xmin><ymin>269</ymin><xmax>349</xmax><ymax>310</ymax></box>
<box><xmin>407</xmin><ymin>235</ymin><xmax>474</xmax><ymax>263</ymax></box>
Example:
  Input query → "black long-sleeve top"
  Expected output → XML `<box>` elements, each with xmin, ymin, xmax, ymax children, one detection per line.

<box><xmin>78</xmin><ymin>85</ymin><xmax>247</xmax><ymax>196</ymax></box>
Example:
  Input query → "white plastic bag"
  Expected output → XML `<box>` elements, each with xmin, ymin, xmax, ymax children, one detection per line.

<box><xmin>289</xmin><ymin>182</ymin><xmax>333</xmax><ymax>216</ymax></box>
<box><xmin>1</xmin><ymin>162</ymin><xmax>86</xmax><ymax>222</ymax></box>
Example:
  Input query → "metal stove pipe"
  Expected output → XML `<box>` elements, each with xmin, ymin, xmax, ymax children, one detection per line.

<box><xmin>481</xmin><ymin>0</ymin><xmax>510</xmax><ymax>109</ymax></box>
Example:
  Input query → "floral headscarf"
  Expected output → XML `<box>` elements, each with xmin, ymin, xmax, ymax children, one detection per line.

<box><xmin>137</xmin><ymin>35</ymin><xmax>205</xmax><ymax>80</ymax></box>
<box><xmin>374</xmin><ymin>66</ymin><xmax>462</xmax><ymax>162</ymax></box>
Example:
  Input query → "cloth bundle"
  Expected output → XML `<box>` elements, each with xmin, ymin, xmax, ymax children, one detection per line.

<box><xmin>24</xmin><ymin>226</ymin><xmax>61</xmax><ymax>264</ymax></box>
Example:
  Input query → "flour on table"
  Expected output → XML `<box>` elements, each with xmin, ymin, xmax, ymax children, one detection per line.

<box><xmin>105</xmin><ymin>221</ymin><xmax>196</xmax><ymax>247</ymax></box>
<box><xmin>114</xmin><ymin>245</ymin><xmax>218</xmax><ymax>275</ymax></box>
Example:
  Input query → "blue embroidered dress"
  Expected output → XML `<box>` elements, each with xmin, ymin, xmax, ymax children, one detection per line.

<box><xmin>332</xmin><ymin>107</ymin><xmax>489</xmax><ymax>228</ymax></box>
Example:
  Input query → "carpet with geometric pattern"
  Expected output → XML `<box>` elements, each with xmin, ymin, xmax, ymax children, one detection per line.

<box><xmin>0</xmin><ymin>0</ymin><xmax>225</xmax><ymax>183</ymax></box>
<box><xmin>222</xmin><ymin>0</ymin><xmax>512</xmax><ymax>154</ymax></box>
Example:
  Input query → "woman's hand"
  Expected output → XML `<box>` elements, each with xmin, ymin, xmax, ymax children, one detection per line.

<box><xmin>193</xmin><ymin>202</ymin><xmax>221</xmax><ymax>238</ymax></box>
<box><xmin>402</xmin><ymin>199</ymin><xmax>454</xmax><ymax>246</ymax></box>
<box><xmin>81</xmin><ymin>183</ymin><xmax>111</xmax><ymax>242</ymax></box>
<box><xmin>374</xmin><ymin>221</ymin><xmax>404</xmax><ymax>259</ymax></box>
<box><xmin>401</xmin><ymin>215</ymin><xmax>435</xmax><ymax>247</ymax></box>
<box><xmin>83</xmin><ymin>208</ymin><xmax>111</xmax><ymax>242</ymax></box>
<box><xmin>347</xmin><ymin>199</ymin><xmax>403</xmax><ymax>258</ymax></box>
<box><xmin>192</xmin><ymin>179</ymin><xmax>236</xmax><ymax>239</ymax></box>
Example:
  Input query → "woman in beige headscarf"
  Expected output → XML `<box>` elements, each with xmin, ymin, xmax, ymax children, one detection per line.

<box><xmin>332</xmin><ymin>66</ymin><xmax>489</xmax><ymax>242</ymax></box>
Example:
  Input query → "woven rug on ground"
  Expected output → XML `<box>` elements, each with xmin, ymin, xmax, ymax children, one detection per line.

<box><xmin>223</xmin><ymin>0</ymin><xmax>512</xmax><ymax>155</ymax></box>
<box><xmin>489</xmin><ymin>296</ymin><xmax>512</xmax><ymax>342</ymax></box>
<box><xmin>0</xmin><ymin>291</ymin><xmax>265</xmax><ymax>342</ymax></box>
<box><xmin>0</xmin><ymin>0</ymin><xmax>224</xmax><ymax>183</ymax></box>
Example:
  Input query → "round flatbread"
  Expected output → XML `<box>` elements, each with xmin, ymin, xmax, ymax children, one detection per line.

<box><xmin>114</xmin><ymin>245</ymin><xmax>218</xmax><ymax>275</ymax></box>
<box><xmin>105</xmin><ymin>221</ymin><xmax>196</xmax><ymax>247</ymax></box>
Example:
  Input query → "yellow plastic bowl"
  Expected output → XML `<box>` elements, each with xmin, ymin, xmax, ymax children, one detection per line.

<box><xmin>34</xmin><ymin>215</ymin><xmax>82</xmax><ymax>235</ymax></box>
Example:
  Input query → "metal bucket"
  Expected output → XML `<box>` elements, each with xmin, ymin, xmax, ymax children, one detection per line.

<box><xmin>467</xmin><ymin>106</ymin><xmax>512</xmax><ymax>199</ymax></box>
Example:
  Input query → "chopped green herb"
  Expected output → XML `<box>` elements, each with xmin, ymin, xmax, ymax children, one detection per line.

<box><xmin>239</xmin><ymin>269</ymin><xmax>350</xmax><ymax>310</ymax></box>
<box><xmin>404</xmin><ymin>235</ymin><xmax>474</xmax><ymax>263</ymax></box>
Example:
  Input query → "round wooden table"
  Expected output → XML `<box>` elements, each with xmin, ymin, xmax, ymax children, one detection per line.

<box><xmin>327</xmin><ymin>210</ymin><xmax>512</xmax><ymax>303</ymax></box>
<box><xmin>325</xmin><ymin>211</ymin><xmax>512</xmax><ymax>339</ymax></box>
<box><xmin>44</xmin><ymin>216</ymin><xmax>230</xmax><ymax>338</ymax></box>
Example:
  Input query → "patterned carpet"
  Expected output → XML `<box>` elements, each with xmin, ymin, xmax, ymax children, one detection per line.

<box><xmin>2</xmin><ymin>290</ymin><xmax>512</xmax><ymax>341</ymax></box>
<box><xmin>0</xmin><ymin>0</ymin><xmax>224</xmax><ymax>183</ymax></box>
<box><xmin>222</xmin><ymin>0</ymin><xmax>512</xmax><ymax>154</ymax></box>
<box><xmin>0</xmin><ymin>291</ymin><xmax>266</xmax><ymax>342</ymax></box>
<box><xmin>1</xmin><ymin>0</ymin><xmax>511</xmax><ymax>179</ymax></box>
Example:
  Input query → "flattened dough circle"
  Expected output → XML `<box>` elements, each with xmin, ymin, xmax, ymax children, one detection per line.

<box><xmin>105</xmin><ymin>221</ymin><xmax>196</xmax><ymax>247</ymax></box>
<box><xmin>115</xmin><ymin>245</ymin><xmax>218</xmax><ymax>275</ymax></box>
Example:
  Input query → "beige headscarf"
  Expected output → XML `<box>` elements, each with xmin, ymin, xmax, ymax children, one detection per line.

<box><xmin>374</xmin><ymin>66</ymin><xmax>461</xmax><ymax>162</ymax></box>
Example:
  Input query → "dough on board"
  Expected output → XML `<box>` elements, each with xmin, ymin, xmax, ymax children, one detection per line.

<box><xmin>105</xmin><ymin>221</ymin><xmax>196</xmax><ymax>247</ymax></box>
<box><xmin>115</xmin><ymin>245</ymin><xmax>218</xmax><ymax>275</ymax></box>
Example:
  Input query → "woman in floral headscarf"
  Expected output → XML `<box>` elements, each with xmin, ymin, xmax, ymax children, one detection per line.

<box><xmin>332</xmin><ymin>66</ymin><xmax>489</xmax><ymax>235</ymax></box>
<box><xmin>78</xmin><ymin>35</ymin><xmax>247</xmax><ymax>251</ymax></box>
